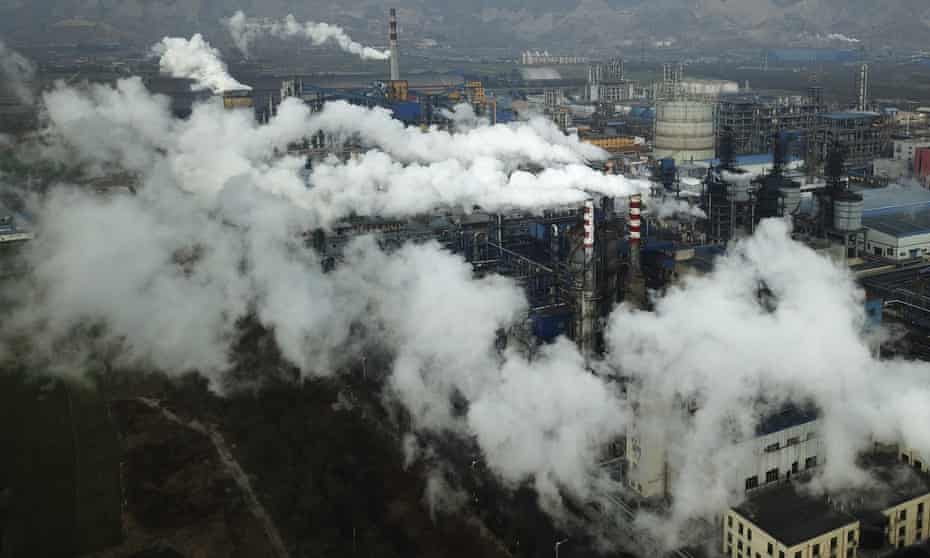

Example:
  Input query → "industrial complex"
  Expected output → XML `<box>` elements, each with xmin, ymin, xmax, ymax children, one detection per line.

<box><xmin>4</xmin><ymin>7</ymin><xmax>930</xmax><ymax>558</ymax></box>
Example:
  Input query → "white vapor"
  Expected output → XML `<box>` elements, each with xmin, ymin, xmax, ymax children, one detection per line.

<box><xmin>608</xmin><ymin>218</ymin><xmax>930</xmax><ymax>547</ymax></box>
<box><xmin>225</xmin><ymin>11</ymin><xmax>390</xmax><ymax>61</ymax></box>
<box><xmin>0</xmin><ymin>39</ymin><xmax>36</xmax><ymax>105</ymax></box>
<box><xmin>825</xmin><ymin>33</ymin><xmax>860</xmax><ymax>43</ymax></box>
<box><xmin>151</xmin><ymin>34</ymin><xmax>250</xmax><ymax>93</ymax></box>
<box><xmin>10</xmin><ymin>56</ymin><xmax>930</xmax><ymax>554</ymax></box>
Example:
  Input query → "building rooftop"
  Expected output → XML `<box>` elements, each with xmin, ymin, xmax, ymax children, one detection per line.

<box><xmin>755</xmin><ymin>403</ymin><xmax>820</xmax><ymax>436</ymax></box>
<box><xmin>848</xmin><ymin>453</ymin><xmax>930</xmax><ymax>512</ymax></box>
<box><xmin>735</xmin><ymin>483</ymin><xmax>858</xmax><ymax>547</ymax></box>
<box><xmin>863</xmin><ymin>206</ymin><xmax>930</xmax><ymax>238</ymax></box>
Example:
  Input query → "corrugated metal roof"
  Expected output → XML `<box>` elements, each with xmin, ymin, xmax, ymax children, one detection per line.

<box><xmin>863</xmin><ymin>205</ymin><xmax>930</xmax><ymax>237</ymax></box>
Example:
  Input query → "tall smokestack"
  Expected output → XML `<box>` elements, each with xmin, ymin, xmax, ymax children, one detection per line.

<box><xmin>857</xmin><ymin>62</ymin><xmax>869</xmax><ymax>112</ymax></box>
<box><xmin>629</xmin><ymin>194</ymin><xmax>642</xmax><ymax>272</ymax></box>
<box><xmin>389</xmin><ymin>8</ymin><xmax>400</xmax><ymax>81</ymax></box>
<box><xmin>580</xmin><ymin>199</ymin><xmax>597</xmax><ymax>358</ymax></box>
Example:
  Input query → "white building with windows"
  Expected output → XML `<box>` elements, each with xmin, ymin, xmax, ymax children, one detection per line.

<box><xmin>862</xmin><ymin>205</ymin><xmax>930</xmax><ymax>261</ymax></box>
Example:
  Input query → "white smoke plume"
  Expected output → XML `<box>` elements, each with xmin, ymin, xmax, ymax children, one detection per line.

<box><xmin>608</xmin><ymin>218</ymin><xmax>930</xmax><ymax>547</ymax></box>
<box><xmin>9</xmin><ymin>57</ymin><xmax>930</xmax><ymax>554</ymax></box>
<box><xmin>150</xmin><ymin>34</ymin><xmax>251</xmax><ymax>93</ymax></box>
<box><xmin>651</xmin><ymin>198</ymin><xmax>707</xmax><ymax>220</ymax></box>
<box><xmin>825</xmin><ymin>33</ymin><xmax>861</xmax><ymax>43</ymax></box>
<box><xmin>0</xmin><ymin>39</ymin><xmax>36</xmax><ymax>105</ymax></box>
<box><xmin>225</xmin><ymin>11</ymin><xmax>390</xmax><ymax>61</ymax></box>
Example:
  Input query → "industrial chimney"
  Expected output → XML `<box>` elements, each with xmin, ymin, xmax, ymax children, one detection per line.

<box><xmin>389</xmin><ymin>8</ymin><xmax>400</xmax><ymax>81</ymax></box>
<box><xmin>629</xmin><ymin>194</ymin><xmax>642</xmax><ymax>272</ymax></box>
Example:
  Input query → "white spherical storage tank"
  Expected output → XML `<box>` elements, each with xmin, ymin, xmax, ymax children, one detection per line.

<box><xmin>654</xmin><ymin>100</ymin><xmax>715</xmax><ymax>164</ymax></box>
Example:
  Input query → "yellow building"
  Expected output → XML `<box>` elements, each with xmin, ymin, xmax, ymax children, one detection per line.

<box><xmin>724</xmin><ymin>484</ymin><xmax>860</xmax><ymax>558</ymax></box>
<box><xmin>726</xmin><ymin>453</ymin><xmax>930</xmax><ymax>558</ymax></box>
<box><xmin>579</xmin><ymin>134</ymin><xmax>639</xmax><ymax>153</ymax></box>
<box><xmin>222</xmin><ymin>89</ymin><xmax>254</xmax><ymax>110</ymax></box>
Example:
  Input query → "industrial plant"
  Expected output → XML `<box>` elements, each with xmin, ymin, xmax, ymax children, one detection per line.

<box><xmin>3</xmin><ymin>4</ymin><xmax>930</xmax><ymax>558</ymax></box>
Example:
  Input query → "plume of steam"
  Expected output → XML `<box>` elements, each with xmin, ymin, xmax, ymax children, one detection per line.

<box><xmin>10</xmin><ymin>61</ymin><xmax>930</xmax><ymax>553</ymax></box>
<box><xmin>651</xmin><ymin>198</ymin><xmax>706</xmax><ymax>220</ymax></box>
<box><xmin>0</xmin><ymin>39</ymin><xmax>36</xmax><ymax>106</ymax></box>
<box><xmin>150</xmin><ymin>34</ymin><xmax>250</xmax><ymax>93</ymax></box>
<box><xmin>607</xmin><ymin>218</ymin><xmax>930</xmax><ymax>546</ymax></box>
<box><xmin>225</xmin><ymin>11</ymin><xmax>390</xmax><ymax>61</ymax></box>
<box><xmin>825</xmin><ymin>33</ymin><xmax>860</xmax><ymax>43</ymax></box>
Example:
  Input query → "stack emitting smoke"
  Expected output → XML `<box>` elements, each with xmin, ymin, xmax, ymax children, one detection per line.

<box><xmin>11</xmin><ymin>38</ymin><xmax>930</xmax><ymax>554</ymax></box>
<box><xmin>389</xmin><ymin>8</ymin><xmax>400</xmax><ymax>81</ymax></box>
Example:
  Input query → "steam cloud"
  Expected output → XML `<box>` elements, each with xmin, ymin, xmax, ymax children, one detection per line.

<box><xmin>0</xmin><ymin>39</ymin><xmax>36</xmax><ymax>105</ymax></box>
<box><xmin>4</xmin><ymin>40</ymin><xmax>930</xmax><ymax>554</ymax></box>
<box><xmin>151</xmin><ymin>34</ymin><xmax>250</xmax><ymax>93</ymax></box>
<box><xmin>825</xmin><ymin>33</ymin><xmax>861</xmax><ymax>43</ymax></box>
<box><xmin>225</xmin><ymin>11</ymin><xmax>390</xmax><ymax>61</ymax></box>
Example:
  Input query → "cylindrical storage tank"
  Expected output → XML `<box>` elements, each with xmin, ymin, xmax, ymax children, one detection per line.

<box><xmin>780</xmin><ymin>186</ymin><xmax>802</xmax><ymax>216</ymax></box>
<box><xmin>654</xmin><ymin>100</ymin><xmax>715</xmax><ymax>164</ymax></box>
<box><xmin>834</xmin><ymin>194</ymin><xmax>864</xmax><ymax>231</ymax></box>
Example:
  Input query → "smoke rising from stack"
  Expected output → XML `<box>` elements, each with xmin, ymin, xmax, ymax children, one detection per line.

<box><xmin>4</xmin><ymin>40</ymin><xmax>930</xmax><ymax>553</ymax></box>
<box><xmin>0</xmin><ymin>39</ymin><xmax>36</xmax><ymax>105</ymax></box>
<box><xmin>225</xmin><ymin>11</ymin><xmax>390</xmax><ymax>61</ymax></box>
<box><xmin>151</xmin><ymin>34</ymin><xmax>250</xmax><ymax>93</ymax></box>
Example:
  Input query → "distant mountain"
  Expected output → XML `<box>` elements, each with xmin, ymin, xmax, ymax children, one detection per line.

<box><xmin>0</xmin><ymin>0</ymin><xmax>927</xmax><ymax>52</ymax></box>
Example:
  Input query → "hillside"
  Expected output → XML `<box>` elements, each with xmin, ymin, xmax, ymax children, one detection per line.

<box><xmin>0</xmin><ymin>0</ymin><xmax>928</xmax><ymax>51</ymax></box>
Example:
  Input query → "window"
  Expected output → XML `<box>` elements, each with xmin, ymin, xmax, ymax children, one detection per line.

<box><xmin>796</xmin><ymin>552</ymin><xmax>802</xmax><ymax>558</ymax></box>
<box><xmin>765</xmin><ymin>442</ymin><xmax>781</xmax><ymax>453</ymax></box>
<box><xmin>740</xmin><ymin>524</ymin><xmax>744</xmax><ymax>536</ymax></box>
<box><xmin>748</xmin><ymin>529</ymin><xmax>753</xmax><ymax>541</ymax></box>
<box><xmin>729</xmin><ymin>546</ymin><xmax>733</xmax><ymax>557</ymax></box>
<box><xmin>729</xmin><ymin>516</ymin><xmax>734</xmax><ymax>528</ymax></box>
<box><xmin>903</xmin><ymin>454</ymin><xmax>911</xmax><ymax>464</ymax></box>
<box><xmin>813</xmin><ymin>543</ymin><xmax>821</xmax><ymax>556</ymax></box>
<box><xmin>746</xmin><ymin>476</ymin><xmax>759</xmax><ymax>490</ymax></box>
<box><xmin>848</xmin><ymin>531</ymin><xmax>855</xmax><ymax>542</ymax></box>
<box><xmin>792</xmin><ymin>461</ymin><xmax>799</xmax><ymax>474</ymax></box>
<box><xmin>739</xmin><ymin>541</ymin><xmax>744</xmax><ymax>552</ymax></box>
<box><xmin>780</xmin><ymin>552</ymin><xmax>785</xmax><ymax>558</ymax></box>
<box><xmin>768</xmin><ymin>543</ymin><xmax>774</xmax><ymax>555</ymax></box>
<box><xmin>847</xmin><ymin>549</ymin><xmax>854</xmax><ymax>558</ymax></box>
<box><xmin>919</xmin><ymin>502</ymin><xmax>925</xmax><ymax>514</ymax></box>
<box><xmin>916</xmin><ymin>460</ymin><xmax>924</xmax><ymax>470</ymax></box>
<box><xmin>899</xmin><ymin>526</ymin><xmax>906</xmax><ymax>537</ymax></box>
<box><xmin>806</xmin><ymin>456</ymin><xmax>818</xmax><ymax>469</ymax></box>
<box><xmin>729</xmin><ymin>534</ymin><xmax>733</xmax><ymax>543</ymax></box>
<box><xmin>887</xmin><ymin>248</ymin><xmax>894</xmax><ymax>256</ymax></box>
<box><xmin>900</xmin><ymin>510</ymin><xmax>907</xmax><ymax>521</ymax></box>
<box><xmin>831</xmin><ymin>537</ymin><xmax>837</xmax><ymax>549</ymax></box>
<box><xmin>786</xmin><ymin>437</ymin><xmax>800</xmax><ymax>446</ymax></box>
<box><xmin>766</xmin><ymin>468</ymin><xmax>780</xmax><ymax>483</ymax></box>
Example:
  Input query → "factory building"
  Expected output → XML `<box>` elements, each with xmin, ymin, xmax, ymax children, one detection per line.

<box><xmin>521</xmin><ymin>51</ymin><xmax>587</xmax><ymax>65</ymax></box>
<box><xmin>587</xmin><ymin>58</ymin><xmax>635</xmax><ymax>104</ymax></box>
<box><xmin>221</xmin><ymin>89</ymin><xmax>254</xmax><ymax>111</ymax></box>
<box><xmin>861</xmin><ymin>206</ymin><xmax>930</xmax><ymax>261</ymax></box>
<box><xmin>725</xmin><ymin>485</ymin><xmax>860</xmax><ymax>558</ymax></box>
<box><xmin>812</xmin><ymin>113</ymin><xmax>891</xmax><ymax>171</ymax></box>
<box><xmin>726</xmin><ymin>452</ymin><xmax>930</xmax><ymax>558</ymax></box>
<box><xmin>716</xmin><ymin>90</ymin><xmax>823</xmax><ymax>157</ymax></box>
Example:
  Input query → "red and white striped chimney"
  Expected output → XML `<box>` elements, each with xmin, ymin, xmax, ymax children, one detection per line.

<box><xmin>629</xmin><ymin>194</ymin><xmax>642</xmax><ymax>271</ymax></box>
<box><xmin>583</xmin><ymin>199</ymin><xmax>595</xmax><ymax>260</ymax></box>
